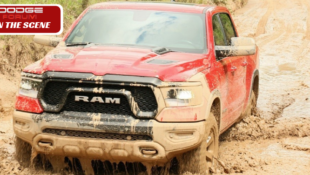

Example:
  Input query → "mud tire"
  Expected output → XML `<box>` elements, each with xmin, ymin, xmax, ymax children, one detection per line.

<box><xmin>15</xmin><ymin>136</ymin><xmax>32</xmax><ymax>167</ymax></box>
<box><xmin>244</xmin><ymin>91</ymin><xmax>257</xmax><ymax>118</ymax></box>
<box><xmin>178</xmin><ymin>112</ymin><xmax>219</xmax><ymax>174</ymax></box>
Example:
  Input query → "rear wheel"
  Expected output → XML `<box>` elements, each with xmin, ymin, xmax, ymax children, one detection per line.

<box><xmin>15</xmin><ymin>137</ymin><xmax>32</xmax><ymax>167</ymax></box>
<box><xmin>244</xmin><ymin>91</ymin><xmax>257</xmax><ymax>118</ymax></box>
<box><xmin>178</xmin><ymin>112</ymin><xmax>219</xmax><ymax>174</ymax></box>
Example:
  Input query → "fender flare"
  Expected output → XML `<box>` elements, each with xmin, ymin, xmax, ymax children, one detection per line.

<box><xmin>205</xmin><ymin>89</ymin><xmax>222</xmax><ymax>127</ymax></box>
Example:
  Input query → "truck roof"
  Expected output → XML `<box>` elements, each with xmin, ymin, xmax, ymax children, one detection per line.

<box><xmin>89</xmin><ymin>2</ymin><xmax>215</xmax><ymax>14</ymax></box>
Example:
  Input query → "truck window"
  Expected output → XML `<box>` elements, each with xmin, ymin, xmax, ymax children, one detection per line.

<box><xmin>212</xmin><ymin>15</ymin><xmax>226</xmax><ymax>46</ymax></box>
<box><xmin>219</xmin><ymin>13</ymin><xmax>236</xmax><ymax>45</ymax></box>
<box><xmin>66</xmin><ymin>10</ymin><xmax>206</xmax><ymax>54</ymax></box>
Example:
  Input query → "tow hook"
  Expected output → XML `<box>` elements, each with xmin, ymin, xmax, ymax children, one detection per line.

<box><xmin>38</xmin><ymin>141</ymin><xmax>53</xmax><ymax>148</ymax></box>
<box><xmin>141</xmin><ymin>148</ymin><xmax>158</xmax><ymax>156</ymax></box>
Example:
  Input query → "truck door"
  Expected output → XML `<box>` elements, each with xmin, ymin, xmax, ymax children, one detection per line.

<box><xmin>212</xmin><ymin>13</ymin><xmax>247</xmax><ymax>129</ymax></box>
<box><xmin>219</xmin><ymin>13</ymin><xmax>247</xmax><ymax>123</ymax></box>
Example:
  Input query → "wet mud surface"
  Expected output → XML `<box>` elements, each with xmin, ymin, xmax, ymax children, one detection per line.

<box><xmin>2</xmin><ymin>0</ymin><xmax>310</xmax><ymax>174</ymax></box>
<box><xmin>217</xmin><ymin>0</ymin><xmax>310</xmax><ymax>174</ymax></box>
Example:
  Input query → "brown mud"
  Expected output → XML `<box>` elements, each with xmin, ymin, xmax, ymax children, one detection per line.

<box><xmin>2</xmin><ymin>0</ymin><xmax>310</xmax><ymax>174</ymax></box>
<box><xmin>217</xmin><ymin>0</ymin><xmax>310</xmax><ymax>174</ymax></box>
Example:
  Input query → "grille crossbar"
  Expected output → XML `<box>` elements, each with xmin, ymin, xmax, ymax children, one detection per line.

<box><xmin>43</xmin><ymin>129</ymin><xmax>152</xmax><ymax>141</ymax></box>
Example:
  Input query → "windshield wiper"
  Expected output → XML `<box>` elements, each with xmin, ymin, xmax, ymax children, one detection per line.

<box><xmin>66</xmin><ymin>42</ymin><xmax>95</xmax><ymax>47</ymax></box>
<box><xmin>152</xmin><ymin>47</ymin><xmax>174</xmax><ymax>55</ymax></box>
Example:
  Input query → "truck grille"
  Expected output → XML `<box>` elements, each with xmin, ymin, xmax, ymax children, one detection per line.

<box><xmin>43</xmin><ymin>129</ymin><xmax>152</xmax><ymax>141</ymax></box>
<box><xmin>41</xmin><ymin>81</ymin><xmax>158</xmax><ymax>115</ymax></box>
<box><xmin>63</xmin><ymin>92</ymin><xmax>133</xmax><ymax>115</ymax></box>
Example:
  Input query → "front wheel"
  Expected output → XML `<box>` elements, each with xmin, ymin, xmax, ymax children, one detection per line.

<box><xmin>178</xmin><ymin>112</ymin><xmax>219</xmax><ymax>174</ymax></box>
<box><xmin>15</xmin><ymin>136</ymin><xmax>32</xmax><ymax>167</ymax></box>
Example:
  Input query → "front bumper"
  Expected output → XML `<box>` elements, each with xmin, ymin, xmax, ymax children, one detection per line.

<box><xmin>13</xmin><ymin>111</ymin><xmax>205</xmax><ymax>163</ymax></box>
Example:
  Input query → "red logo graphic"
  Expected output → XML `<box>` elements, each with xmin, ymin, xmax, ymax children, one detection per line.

<box><xmin>0</xmin><ymin>5</ymin><xmax>63</xmax><ymax>35</ymax></box>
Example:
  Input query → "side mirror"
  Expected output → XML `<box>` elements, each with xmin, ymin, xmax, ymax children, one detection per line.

<box><xmin>215</xmin><ymin>37</ymin><xmax>256</xmax><ymax>57</ymax></box>
<box><xmin>33</xmin><ymin>35</ymin><xmax>62</xmax><ymax>47</ymax></box>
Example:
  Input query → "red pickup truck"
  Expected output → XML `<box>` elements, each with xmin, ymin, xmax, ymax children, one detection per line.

<box><xmin>13</xmin><ymin>2</ymin><xmax>259</xmax><ymax>174</ymax></box>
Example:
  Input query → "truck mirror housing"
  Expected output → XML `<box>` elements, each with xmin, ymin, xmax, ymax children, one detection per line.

<box><xmin>33</xmin><ymin>35</ymin><xmax>62</xmax><ymax>47</ymax></box>
<box><xmin>215</xmin><ymin>37</ymin><xmax>256</xmax><ymax>57</ymax></box>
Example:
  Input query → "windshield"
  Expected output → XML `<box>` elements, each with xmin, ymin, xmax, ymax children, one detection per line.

<box><xmin>66</xmin><ymin>10</ymin><xmax>206</xmax><ymax>53</ymax></box>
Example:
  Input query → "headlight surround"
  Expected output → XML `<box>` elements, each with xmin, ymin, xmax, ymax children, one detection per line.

<box><xmin>19</xmin><ymin>78</ymin><xmax>42</xmax><ymax>98</ymax></box>
<box><xmin>160</xmin><ymin>86</ymin><xmax>203</xmax><ymax>107</ymax></box>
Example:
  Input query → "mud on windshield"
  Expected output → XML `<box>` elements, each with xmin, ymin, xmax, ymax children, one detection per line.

<box><xmin>66</xmin><ymin>9</ymin><xmax>206</xmax><ymax>54</ymax></box>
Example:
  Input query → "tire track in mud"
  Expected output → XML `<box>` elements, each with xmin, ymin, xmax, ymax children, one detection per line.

<box><xmin>254</xmin><ymin>0</ymin><xmax>273</xmax><ymax>36</ymax></box>
<box><xmin>302</xmin><ymin>0</ymin><xmax>310</xmax><ymax>39</ymax></box>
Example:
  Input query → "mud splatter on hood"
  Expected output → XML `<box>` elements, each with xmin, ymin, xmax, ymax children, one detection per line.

<box><xmin>23</xmin><ymin>46</ymin><xmax>210</xmax><ymax>82</ymax></box>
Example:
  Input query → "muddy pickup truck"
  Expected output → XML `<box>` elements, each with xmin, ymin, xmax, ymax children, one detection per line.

<box><xmin>13</xmin><ymin>2</ymin><xmax>259</xmax><ymax>175</ymax></box>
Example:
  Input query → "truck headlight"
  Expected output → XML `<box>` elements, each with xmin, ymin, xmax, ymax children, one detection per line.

<box><xmin>161</xmin><ymin>86</ymin><xmax>203</xmax><ymax>107</ymax></box>
<box><xmin>19</xmin><ymin>78</ymin><xmax>42</xmax><ymax>98</ymax></box>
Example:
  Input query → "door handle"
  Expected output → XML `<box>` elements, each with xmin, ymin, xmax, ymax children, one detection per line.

<box><xmin>242</xmin><ymin>61</ymin><xmax>248</xmax><ymax>67</ymax></box>
<box><xmin>230</xmin><ymin>66</ymin><xmax>237</xmax><ymax>72</ymax></box>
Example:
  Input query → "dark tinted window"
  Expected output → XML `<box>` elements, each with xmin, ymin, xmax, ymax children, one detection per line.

<box><xmin>66</xmin><ymin>10</ymin><xmax>206</xmax><ymax>54</ymax></box>
<box><xmin>212</xmin><ymin>15</ymin><xmax>226</xmax><ymax>46</ymax></box>
<box><xmin>219</xmin><ymin>13</ymin><xmax>236</xmax><ymax>45</ymax></box>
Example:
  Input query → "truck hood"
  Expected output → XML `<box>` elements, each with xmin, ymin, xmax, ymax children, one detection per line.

<box><xmin>24</xmin><ymin>46</ymin><xmax>210</xmax><ymax>82</ymax></box>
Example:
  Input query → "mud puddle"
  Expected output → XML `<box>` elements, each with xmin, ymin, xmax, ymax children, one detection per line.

<box><xmin>218</xmin><ymin>137</ymin><xmax>310</xmax><ymax>174</ymax></box>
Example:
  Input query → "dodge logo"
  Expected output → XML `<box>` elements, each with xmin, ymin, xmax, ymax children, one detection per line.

<box><xmin>0</xmin><ymin>7</ymin><xmax>43</xmax><ymax>13</ymax></box>
<box><xmin>75</xmin><ymin>96</ymin><xmax>120</xmax><ymax>104</ymax></box>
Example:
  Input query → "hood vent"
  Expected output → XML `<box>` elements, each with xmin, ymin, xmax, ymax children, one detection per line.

<box><xmin>147</xmin><ymin>59</ymin><xmax>177</xmax><ymax>65</ymax></box>
<box><xmin>51</xmin><ymin>54</ymin><xmax>73</xmax><ymax>59</ymax></box>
